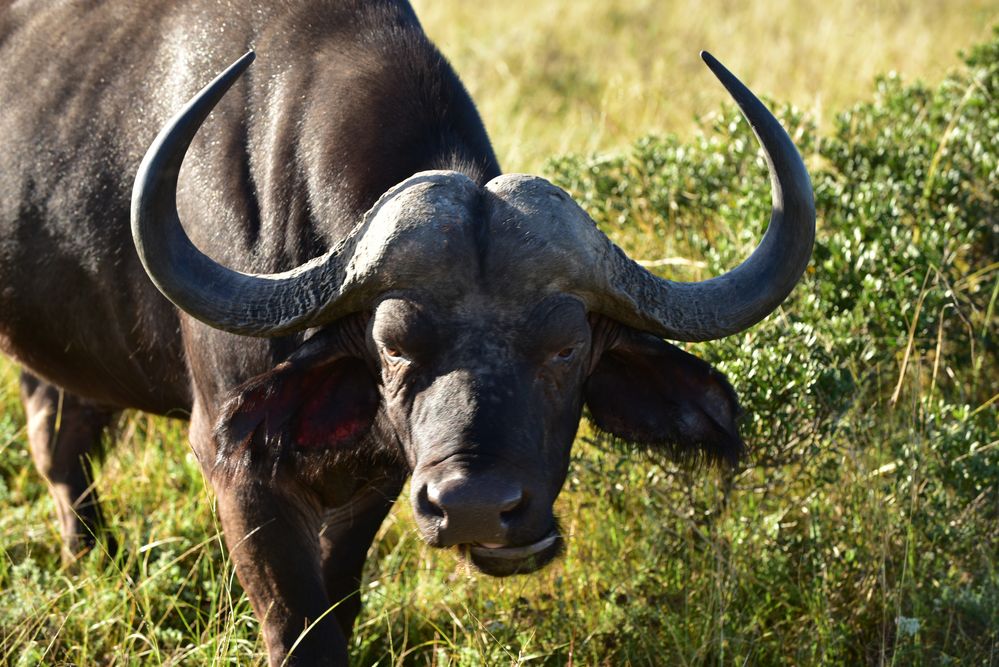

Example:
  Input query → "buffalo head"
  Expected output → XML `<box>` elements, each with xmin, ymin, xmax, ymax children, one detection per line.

<box><xmin>131</xmin><ymin>52</ymin><xmax>814</xmax><ymax>576</ymax></box>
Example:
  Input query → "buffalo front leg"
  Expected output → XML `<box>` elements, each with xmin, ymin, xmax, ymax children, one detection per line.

<box><xmin>213</xmin><ymin>477</ymin><xmax>349</xmax><ymax>666</ymax></box>
<box><xmin>319</xmin><ymin>473</ymin><xmax>404</xmax><ymax>639</ymax></box>
<box><xmin>20</xmin><ymin>371</ymin><xmax>117</xmax><ymax>562</ymax></box>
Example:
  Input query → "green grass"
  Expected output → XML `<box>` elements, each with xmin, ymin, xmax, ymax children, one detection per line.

<box><xmin>3</xmin><ymin>4</ymin><xmax>998</xmax><ymax>666</ymax></box>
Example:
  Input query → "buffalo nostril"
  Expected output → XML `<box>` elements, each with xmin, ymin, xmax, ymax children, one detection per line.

<box><xmin>423</xmin><ymin>478</ymin><xmax>522</xmax><ymax>515</ymax></box>
<box><xmin>497</xmin><ymin>488</ymin><xmax>525</xmax><ymax>524</ymax></box>
<box><xmin>420</xmin><ymin>475</ymin><xmax>526</xmax><ymax>545</ymax></box>
<box><xmin>496</xmin><ymin>486</ymin><xmax>523</xmax><ymax>512</ymax></box>
<box><xmin>418</xmin><ymin>483</ymin><xmax>445</xmax><ymax>519</ymax></box>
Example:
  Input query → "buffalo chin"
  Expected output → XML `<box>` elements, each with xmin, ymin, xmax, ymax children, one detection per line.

<box><xmin>460</xmin><ymin>531</ymin><xmax>563</xmax><ymax>577</ymax></box>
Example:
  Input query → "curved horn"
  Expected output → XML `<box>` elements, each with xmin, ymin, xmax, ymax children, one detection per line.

<box><xmin>595</xmin><ymin>51</ymin><xmax>815</xmax><ymax>341</ymax></box>
<box><xmin>131</xmin><ymin>52</ymin><xmax>374</xmax><ymax>337</ymax></box>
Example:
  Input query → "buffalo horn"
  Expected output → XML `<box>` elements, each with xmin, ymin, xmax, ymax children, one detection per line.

<box><xmin>592</xmin><ymin>51</ymin><xmax>815</xmax><ymax>341</ymax></box>
<box><xmin>131</xmin><ymin>52</ymin><xmax>373</xmax><ymax>336</ymax></box>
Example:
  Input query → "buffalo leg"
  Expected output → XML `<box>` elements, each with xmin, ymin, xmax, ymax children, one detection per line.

<box><xmin>319</xmin><ymin>474</ymin><xmax>404</xmax><ymax>638</ymax></box>
<box><xmin>20</xmin><ymin>371</ymin><xmax>117</xmax><ymax>562</ymax></box>
<box><xmin>213</xmin><ymin>478</ymin><xmax>348</xmax><ymax>667</ymax></box>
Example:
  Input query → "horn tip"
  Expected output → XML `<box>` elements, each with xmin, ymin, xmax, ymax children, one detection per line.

<box><xmin>236</xmin><ymin>51</ymin><xmax>256</xmax><ymax>69</ymax></box>
<box><xmin>699</xmin><ymin>50</ymin><xmax>725</xmax><ymax>76</ymax></box>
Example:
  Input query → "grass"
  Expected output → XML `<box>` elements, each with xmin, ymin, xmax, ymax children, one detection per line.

<box><xmin>2</xmin><ymin>2</ymin><xmax>998</xmax><ymax>665</ymax></box>
<box><xmin>413</xmin><ymin>0</ymin><xmax>999</xmax><ymax>172</ymax></box>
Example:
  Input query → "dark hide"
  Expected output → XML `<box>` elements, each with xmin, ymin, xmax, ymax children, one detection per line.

<box><xmin>0</xmin><ymin>0</ymin><xmax>499</xmax><ymax>412</ymax></box>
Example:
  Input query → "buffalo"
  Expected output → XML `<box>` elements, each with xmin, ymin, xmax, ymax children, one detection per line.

<box><xmin>0</xmin><ymin>1</ymin><xmax>814</xmax><ymax>664</ymax></box>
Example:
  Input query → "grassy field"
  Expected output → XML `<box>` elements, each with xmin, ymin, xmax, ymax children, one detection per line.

<box><xmin>414</xmin><ymin>0</ymin><xmax>999</xmax><ymax>171</ymax></box>
<box><xmin>2</xmin><ymin>2</ymin><xmax>998</xmax><ymax>665</ymax></box>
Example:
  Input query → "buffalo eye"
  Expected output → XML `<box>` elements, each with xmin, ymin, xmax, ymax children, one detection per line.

<box><xmin>553</xmin><ymin>346</ymin><xmax>577</xmax><ymax>362</ymax></box>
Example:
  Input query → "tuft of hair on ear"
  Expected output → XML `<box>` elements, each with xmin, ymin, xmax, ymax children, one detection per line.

<box><xmin>649</xmin><ymin>365</ymin><xmax>746</xmax><ymax>468</ymax></box>
<box><xmin>212</xmin><ymin>363</ymin><xmax>299</xmax><ymax>484</ymax></box>
<box><xmin>210</xmin><ymin>328</ymin><xmax>382</xmax><ymax>486</ymax></box>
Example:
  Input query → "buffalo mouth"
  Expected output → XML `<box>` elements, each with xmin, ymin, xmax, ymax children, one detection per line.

<box><xmin>460</xmin><ymin>529</ymin><xmax>563</xmax><ymax>577</ymax></box>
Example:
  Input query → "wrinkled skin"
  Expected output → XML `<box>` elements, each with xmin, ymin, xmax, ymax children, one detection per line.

<box><xmin>2</xmin><ymin>1</ymin><xmax>746</xmax><ymax>665</ymax></box>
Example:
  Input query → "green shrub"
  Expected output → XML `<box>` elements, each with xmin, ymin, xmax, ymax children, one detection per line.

<box><xmin>549</xmin><ymin>28</ymin><xmax>996</xmax><ymax>469</ymax></box>
<box><xmin>547</xmin><ymin>27</ymin><xmax>998</xmax><ymax>664</ymax></box>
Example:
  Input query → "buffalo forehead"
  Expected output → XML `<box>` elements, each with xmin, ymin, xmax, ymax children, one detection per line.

<box><xmin>354</xmin><ymin>171</ymin><xmax>482</xmax><ymax>289</ymax></box>
<box><xmin>360</xmin><ymin>170</ymin><xmax>605</xmax><ymax>303</ymax></box>
<box><xmin>481</xmin><ymin>174</ymin><xmax>609</xmax><ymax>296</ymax></box>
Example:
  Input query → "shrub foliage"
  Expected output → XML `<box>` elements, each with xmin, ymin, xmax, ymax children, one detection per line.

<box><xmin>546</xmin><ymin>29</ymin><xmax>998</xmax><ymax>664</ymax></box>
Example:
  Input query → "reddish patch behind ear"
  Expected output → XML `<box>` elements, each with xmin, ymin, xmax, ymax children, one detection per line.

<box><xmin>217</xmin><ymin>355</ymin><xmax>379</xmax><ymax>464</ymax></box>
<box><xmin>585</xmin><ymin>327</ymin><xmax>744</xmax><ymax>466</ymax></box>
<box><xmin>288</xmin><ymin>357</ymin><xmax>378</xmax><ymax>448</ymax></box>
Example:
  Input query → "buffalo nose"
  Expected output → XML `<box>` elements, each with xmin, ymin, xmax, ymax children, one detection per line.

<box><xmin>421</xmin><ymin>475</ymin><xmax>525</xmax><ymax>547</ymax></box>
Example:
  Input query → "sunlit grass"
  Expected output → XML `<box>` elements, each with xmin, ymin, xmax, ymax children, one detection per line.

<box><xmin>414</xmin><ymin>0</ymin><xmax>999</xmax><ymax>171</ymax></box>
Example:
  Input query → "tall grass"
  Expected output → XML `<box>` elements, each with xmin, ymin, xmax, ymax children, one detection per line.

<box><xmin>413</xmin><ymin>0</ymin><xmax>999</xmax><ymax>171</ymax></box>
<box><xmin>2</xmin><ymin>4</ymin><xmax>997</xmax><ymax>666</ymax></box>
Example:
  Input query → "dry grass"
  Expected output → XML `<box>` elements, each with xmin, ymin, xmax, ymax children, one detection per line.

<box><xmin>414</xmin><ymin>0</ymin><xmax>999</xmax><ymax>170</ymax></box>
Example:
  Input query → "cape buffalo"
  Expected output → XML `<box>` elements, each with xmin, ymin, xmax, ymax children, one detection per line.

<box><xmin>0</xmin><ymin>0</ymin><xmax>814</xmax><ymax>664</ymax></box>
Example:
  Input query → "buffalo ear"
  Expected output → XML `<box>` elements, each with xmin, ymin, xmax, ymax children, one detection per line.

<box><xmin>214</xmin><ymin>327</ymin><xmax>379</xmax><ymax>473</ymax></box>
<box><xmin>584</xmin><ymin>327</ymin><xmax>744</xmax><ymax>466</ymax></box>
